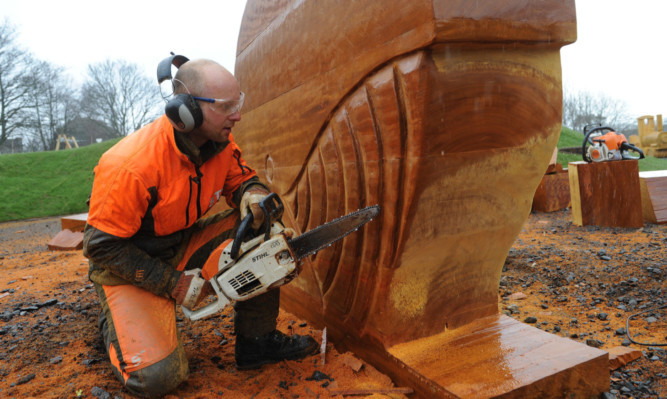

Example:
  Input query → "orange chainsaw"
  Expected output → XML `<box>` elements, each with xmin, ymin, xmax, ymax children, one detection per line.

<box><xmin>582</xmin><ymin>124</ymin><xmax>644</xmax><ymax>163</ymax></box>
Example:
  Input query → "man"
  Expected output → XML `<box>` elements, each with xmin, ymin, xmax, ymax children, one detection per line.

<box><xmin>83</xmin><ymin>58</ymin><xmax>317</xmax><ymax>398</ymax></box>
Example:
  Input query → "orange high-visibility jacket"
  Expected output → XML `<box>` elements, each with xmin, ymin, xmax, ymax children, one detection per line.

<box><xmin>84</xmin><ymin>115</ymin><xmax>265</xmax><ymax>296</ymax></box>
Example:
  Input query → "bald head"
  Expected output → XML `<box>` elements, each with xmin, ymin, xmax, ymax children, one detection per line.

<box><xmin>173</xmin><ymin>59</ymin><xmax>236</xmax><ymax>97</ymax></box>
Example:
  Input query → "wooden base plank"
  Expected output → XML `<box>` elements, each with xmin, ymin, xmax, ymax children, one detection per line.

<box><xmin>639</xmin><ymin>170</ymin><xmax>667</xmax><ymax>224</ymax></box>
<box><xmin>387</xmin><ymin>315</ymin><xmax>609</xmax><ymax>398</ymax></box>
<box><xmin>568</xmin><ymin>161</ymin><xmax>643</xmax><ymax>228</ymax></box>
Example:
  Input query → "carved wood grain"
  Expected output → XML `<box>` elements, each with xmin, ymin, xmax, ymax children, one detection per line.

<box><xmin>231</xmin><ymin>1</ymin><xmax>610</xmax><ymax>397</ymax></box>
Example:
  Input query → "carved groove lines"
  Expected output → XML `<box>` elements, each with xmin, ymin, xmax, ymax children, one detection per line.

<box><xmin>289</xmin><ymin>52</ymin><xmax>424</xmax><ymax>321</ymax></box>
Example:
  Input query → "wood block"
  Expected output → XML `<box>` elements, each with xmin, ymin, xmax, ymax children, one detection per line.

<box><xmin>639</xmin><ymin>170</ymin><xmax>667</xmax><ymax>224</ymax></box>
<box><xmin>568</xmin><ymin>161</ymin><xmax>643</xmax><ymax>228</ymax></box>
<box><xmin>60</xmin><ymin>213</ymin><xmax>88</xmax><ymax>232</ymax></box>
<box><xmin>606</xmin><ymin>346</ymin><xmax>642</xmax><ymax>370</ymax></box>
<box><xmin>385</xmin><ymin>315</ymin><xmax>608</xmax><ymax>398</ymax></box>
<box><xmin>47</xmin><ymin>229</ymin><xmax>84</xmax><ymax>251</ymax></box>
<box><xmin>532</xmin><ymin>170</ymin><xmax>570</xmax><ymax>212</ymax></box>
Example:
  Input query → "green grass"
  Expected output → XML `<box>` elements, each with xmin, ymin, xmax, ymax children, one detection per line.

<box><xmin>1</xmin><ymin>126</ymin><xmax>665</xmax><ymax>222</ymax></box>
<box><xmin>0</xmin><ymin>138</ymin><xmax>120</xmax><ymax>222</ymax></box>
<box><xmin>557</xmin><ymin>127</ymin><xmax>667</xmax><ymax>171</ymax></box>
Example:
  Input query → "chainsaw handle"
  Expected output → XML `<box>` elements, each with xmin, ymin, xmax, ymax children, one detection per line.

<box><xmin>582</xmin><ymin>125</ymin><xmax>614</xmax><ymax>162</ymax></box>
<box><xmin>230</xmin><ymin>212</ymin><xmax>253</xmax><ymax>260</ymax></box>
<box><xmin>259</xmin><ymin>193</ymin><xmax>284</xmax><ymax>241</ymax></box>
<box><xmin>230</xmin><ymin>193</ymin><xmax>285</xmax><ymax>260</ymax></box>
<box><xmin>621</xmin><ymin>142</ymin><xmax>645</xmax><ymax>159</ymax></box>
<box><xmin>181</xmin><ymin>276</ymin><xmax>231</xmax><ymax>320</ymax></box>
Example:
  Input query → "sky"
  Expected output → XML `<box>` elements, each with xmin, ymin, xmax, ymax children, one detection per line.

<box><xmin>1</xmin><ymin>0</ymin><xmax>666</xmax><ymax>121</ymax></box>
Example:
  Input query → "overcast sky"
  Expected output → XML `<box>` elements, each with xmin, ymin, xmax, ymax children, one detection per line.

<box><xmin>1</xmin><ymin>0</ymin><xmax>666</xmax><ymax>121</ymax></box>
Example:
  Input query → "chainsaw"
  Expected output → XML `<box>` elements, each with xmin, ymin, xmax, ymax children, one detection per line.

<box><xmin>582</xmin><ymin>124</ymin><xmax>645</xmax><ymax>163</ymax></box>
<box><xmin>182</xmin><ymin>193</ymin><xmax>380</xmax><ymax>320</ymax></box>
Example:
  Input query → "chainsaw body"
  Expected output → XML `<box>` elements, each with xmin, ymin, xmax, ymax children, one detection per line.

<box><xmin>182</xmin><ymin>222</ymin><xmax>297</xmax><ymax>320</ymax></box>
<box><xmin>582</xmin><ymin>125</ymin><xmax>645</xmax><ymax>163</ymax></box>
<box><xmin>182</xmin><ymin>193</ymin><xmax>297</xmax><ymax>320</ymax></box>
<box><xmin>181</xmin><ymin>193</ymin><xmax>380</xmax><ymax>320</ymax></box>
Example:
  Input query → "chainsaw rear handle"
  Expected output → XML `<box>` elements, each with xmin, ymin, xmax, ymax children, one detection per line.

<box><xmin>230</xmin><ymin>193</ymin><xmax>284</xmax><ymax>260</ymax></box>
<box><xmin>620</xmin><ymin>142</ymin><xmax>645</xmax><ymax>159</ymax></box>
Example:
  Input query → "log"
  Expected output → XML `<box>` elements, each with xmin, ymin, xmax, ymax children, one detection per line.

<box><xmin>233</xmin><ymin>1</ymin><xmax>608</xmax><ymax>397</ymax></box>
<box><xmin>639</xmin><ymin>170</ymin><xmax>667</xmax><ymax>224</ymax></box>
<box><xmin>532</xmin><ymin>169</ymin><xmax>570</xmax><ymax>212</ymax></box>
<box><xmin>568</xmin><ymin>161</ymin><xmax>643</xmax><ymax>228</ymax></box>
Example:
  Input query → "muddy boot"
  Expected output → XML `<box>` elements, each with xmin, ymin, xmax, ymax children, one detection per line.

<box><xmin>235</xmin><ymin>330</ymin><xmax>318</xmax><ymax>370</ymax></box>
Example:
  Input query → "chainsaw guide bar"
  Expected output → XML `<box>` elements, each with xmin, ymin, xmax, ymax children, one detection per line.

<box><xmin>288</xmin><ymin>205</ymin><xmax>381</xmax><ymax>260</ymax></box>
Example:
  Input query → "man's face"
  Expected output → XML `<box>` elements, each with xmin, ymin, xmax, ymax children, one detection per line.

<box><xmin>189</xmin><ymin>66</ymin><xmax>243</xmax><ymax>146</ymax></box>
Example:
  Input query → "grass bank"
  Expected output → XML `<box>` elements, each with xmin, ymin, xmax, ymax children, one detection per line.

<box><xmin>0</xmin><ymin>139</ymin><xmax>120</xmax><ymax>222</ymax></box>
<box><xmin>1</xmin><ymin>127</ymin><xmax>665</xmax><ymax>222</ymax></box>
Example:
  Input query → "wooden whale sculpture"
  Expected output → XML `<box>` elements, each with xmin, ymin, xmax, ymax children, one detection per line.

<box><xmin>233</xmin><ymin>1</ymin><xmax>609</xmax><ymax>397</ymax></box>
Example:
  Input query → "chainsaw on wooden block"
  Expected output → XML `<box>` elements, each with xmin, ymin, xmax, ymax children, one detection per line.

<box><xmin>582</xmin><ymin>124</ymin><xmax>645</xmax><ymax>163</ymax></box>
<box><xmin>182</xmin><ymin>193</ymin><xmax>380</xmax><ymax>320</ymax></box>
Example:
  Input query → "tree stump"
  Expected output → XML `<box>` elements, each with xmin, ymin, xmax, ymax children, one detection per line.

<box><xmin>568</xmin><ymin>161</ymin><xmax>643</xmax><ymax>228</ymax></box>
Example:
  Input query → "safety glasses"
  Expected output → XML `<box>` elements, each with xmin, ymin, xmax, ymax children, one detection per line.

<box><xmin>193</xmin><ymin>92</ymin><xmax>245</xmax><ymax>116</ymax></box>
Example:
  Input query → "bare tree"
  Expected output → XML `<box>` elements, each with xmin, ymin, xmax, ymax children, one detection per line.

<box><xmin>23</xmin><ymin>61</ymin><xmax>78</xmax><ymax>151</ymax></box>
<box><xmin>80</xmin><ymin>60</ymin><xmax>161</xmax><ymax>137</ymax></box>
<box><xmin>562</xmin><ymin>88</ymin><xmax>633</xmax><ymax>133</ymax></box>
<box><xmin>0</xmin><ymin>20</ymin><xmax>36</xmax><ymax>148</ymax></box>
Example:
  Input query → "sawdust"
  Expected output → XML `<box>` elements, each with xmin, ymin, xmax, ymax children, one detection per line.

<box><xmin>0</xmin><ymin>210</ymin><xmax>665</xmax><ymax>398</ymax></box>
<box><xmin>0</xmin><ymin>217</ymin><xmax>407</xmax><ymax>399</ymax></box>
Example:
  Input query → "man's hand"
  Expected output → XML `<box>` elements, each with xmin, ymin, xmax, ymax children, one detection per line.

<box><xmin>171</xmin><ymin>269</ymin><xmax>211</xmax><ymax>310</ymax></box>
<box><xmin>240</xmin><ymin>188</ymin><xmax>270</xmax><ymax>230</ymax></box>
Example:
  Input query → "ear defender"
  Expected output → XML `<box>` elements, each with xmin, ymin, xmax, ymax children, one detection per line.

<box><xmin>165</xmin><ymin>93</ymin><xmax>203</xmax><ymax>132</ymax></box>
<box><xmin>157</xmin><ymin>53</ymin><xmax>203</xmax><ymax>132</ymax></box>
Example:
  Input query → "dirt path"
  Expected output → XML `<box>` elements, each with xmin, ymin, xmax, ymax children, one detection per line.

<box><xmin>0</xmin><ymin>211</ymin><xmax>664</xmax><ymax>398</ymax></box>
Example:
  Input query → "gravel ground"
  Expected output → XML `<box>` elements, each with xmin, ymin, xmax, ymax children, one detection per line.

<box><xmin>0</xmin><ymin>211</ymin><xmax>664</xmax><ymax>398</ymax></box>
<box><xmin>501</xmin><ymin>209</ymin><xmax>666</xmax><ymax>399</ymax></box>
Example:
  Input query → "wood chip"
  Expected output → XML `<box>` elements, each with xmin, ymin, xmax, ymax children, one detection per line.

<box><xmin>321</xmin><ymin>327</ymin><xmax>327</xmax><ymax>365</ymax></box>
<box><xmin>507</xmin><ymin>292</ymin><xmax>527</xmax><ymax>300</ymax></box>
<box><xmin>341</xmin><ymin>354</ymin><xmax>364</xmax><ymax>372</ymax></box>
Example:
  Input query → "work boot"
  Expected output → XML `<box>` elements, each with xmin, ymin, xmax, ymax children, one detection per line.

<box><xmin>235</xmin><ymin>330</ymin><xmax>318</xmax><ymax>370</ymax></box>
